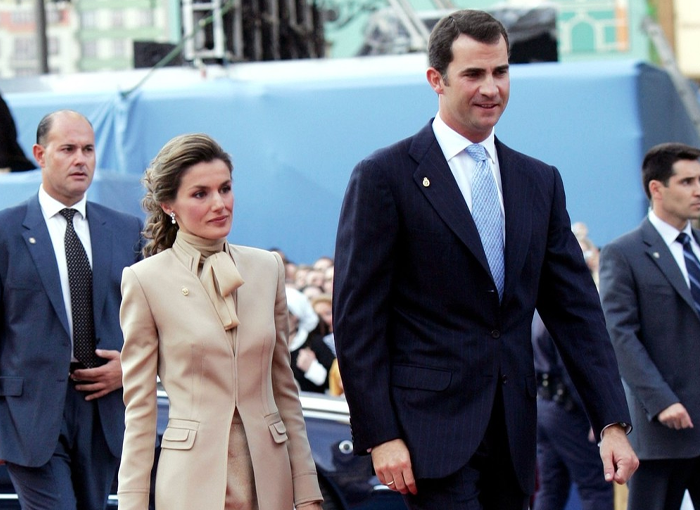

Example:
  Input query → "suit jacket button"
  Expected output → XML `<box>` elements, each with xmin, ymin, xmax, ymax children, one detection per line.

<box><xmin>491</xmin><ymin>330</ymin><xmax>500</xmax><ymax>339</ymax></box>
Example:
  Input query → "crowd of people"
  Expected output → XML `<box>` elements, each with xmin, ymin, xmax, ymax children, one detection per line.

<box><xmin>1</xmin><ymin>7</ymin><xmax>699</xmax><ymax>510</ymax></box>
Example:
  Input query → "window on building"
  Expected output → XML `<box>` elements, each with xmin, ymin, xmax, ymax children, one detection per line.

<box><xmin>112</xmin><ymin>10</ymin><xmax>124</xmax><ymax>28</ymax></box>
<box><xmin>11</xmin><ymin>11</ymin><xmax>34</xmax><ymax>25</ymax></box>
<box><xmin>112</xmin><ymin>39</ymin><xmax>127</xmax><ymax>57</ymax></box>
<box><xmin>46</xmin><ymin>9</ymin><xmax>61</xmax><ymax>24</ymax></box>
<box><xmin>82</xmin><ymin>40</ymin><xmax>98</xmax><ymax>58</ymax></box>
<box><xmin>81</xmin><ymin>11</ymin><xmax>97</xmax><ymax>29</ymax></box>
<box><xmin>14</xmin><ymin>37</ymin><xmax>36</xmax><ymax>59</ymax></box>
<box><xmin>138</xmin><ymin>9</ymin><xmax>154</xmax><ymax>28</ymax></box>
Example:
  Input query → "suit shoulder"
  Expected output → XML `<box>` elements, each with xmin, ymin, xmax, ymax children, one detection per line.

<box><xmin>230</xmin><ymin>244</ymin><xmax>279</xmax><ymax>266</ymax></box>
<box><xmin>88</xmin><ymin>202</ymin><xmax>142</xmax><ymax>226</ymax></box>
<box><xmin>497</xmin><ymin>140</ymin><xmax>555</xmax><ymax>173</ymax></box>
<box><xmin>126</xmin><ymin>249</ymin><xmax>173</xmax><ymax>275</ymax></box>
<box><xmin>605</xmin><ymin>224</ymin><xmax>645</xmax><ymax>251</ymax></box>
<box><xmin>355</xmin><ymin>123</ymin><xmax>430</xmax><ymax>168</ymax></box>
<box><xmin>0</xmin><ymin>201</ymin><xmax>28</xmax><ymax>223</ymax></box>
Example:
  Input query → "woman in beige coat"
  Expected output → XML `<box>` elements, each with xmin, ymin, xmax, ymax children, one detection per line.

<box><xmin>118</xmin><ymin>133</ymin><xmax>323</xmax><ymax>510</ymax></box>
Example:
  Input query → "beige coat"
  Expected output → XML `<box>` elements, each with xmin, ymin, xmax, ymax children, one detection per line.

<box><xmin>117</xmin><ymin>245</ymin><xmax>322</xmax><ymax>509</ymax></box>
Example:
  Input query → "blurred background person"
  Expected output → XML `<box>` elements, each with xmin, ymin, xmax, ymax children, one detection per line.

<box><xmin>286</xmin><ymin>287</ymin><xmax>335</xmax><ymax>394</ymax></box>
<box><xmin>532</xmin><ymin>225</ymin><xmax>613</xmax><ymax>510</ymax></box>
<box><xmin>269</xmin><ymin>247</ymin><xmax>297</xmax><ymax>285</ymax></box>
<box><xmin>311</xmin><ymin>293</ymin><xmax>344</xmax><ymax>397</ymax></box>
<box><xmin>0</xmin><ymin>92</ymin><xmax>35</xmax><ymax>173</ymax></box>
<box><xmin>294</xmin><ymin>264</ymin><xmax>312</xmax><ymax>290</ymax></box>
<box><xmin>313</xmin><ymin>256</ymin><xmax>334</xmax><ymax>272</ymax></box>
<box><xmin>532</xmin><ymin>311</ymin><xmax>614</xmax><ymax>510</ymax></box>
<box><xmin>119</xmin><ymin>133</ymin><xmax>322</xmax><ymax>510</ymax></box>
<box><xmin>323</xmin><ymin>265</ymin><xmax>334</xmax><ymax>295</ymax></box>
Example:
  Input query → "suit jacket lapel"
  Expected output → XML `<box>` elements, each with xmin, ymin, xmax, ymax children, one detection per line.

<box><xmin>87</xmin><ymin>203</ymin><xmax>113</xmax><ymax>338</ymax></box>
<box><xmin>22</xmin><ymin>194</ymin><xmax>70</xmax><ymax>337</ymax></box>
<box><xmin>409</xmin><ymin>122</ymin><xmax>492</xmax><ymax>277</ymax></box>
<box><xmin>641</xmin><ymin>219</ymin><xmax>697</xmax><ymax>315</ymax></box>
<box><xmin>498</xmin><ymin>139</ymin><xmax>534</xmax><ymax>304</ymax></box>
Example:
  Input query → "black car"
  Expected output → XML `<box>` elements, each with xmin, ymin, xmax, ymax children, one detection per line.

<box><xmin>0</xmin><ymin>390</ymin><xmax>406</xmax><ymax>510</ymax></box>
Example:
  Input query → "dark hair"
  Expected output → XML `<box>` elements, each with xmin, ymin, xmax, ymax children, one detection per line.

<box><xmin>36</xmin><ymin>110</ymin><xmax>93</xmax><ymax>146</ymax></box>
<box><xmin>428</xmin><ymin>9</ymin><xmax>510</xmax><ymax>80</ymax></box>
<box><xmin>141</xmin><ymin>133</ymin><xmax>233</xmax><ymax>257</ymax></box>
<box><xmin>642</xmin><ymin>142</ymin><xmax>700</xmax><ymax>199</ymax></box>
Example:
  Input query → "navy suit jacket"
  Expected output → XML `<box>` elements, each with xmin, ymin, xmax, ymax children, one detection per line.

<box><xmin>0</xmin><ymin>193</ymin><xmax>142</xmax><ymax>467</ymax></box>
<box><xmin>333</xmin><ymin>121</ymin><xmax>630</xmax><ymax>492</ymax></box>
<box><xmin>600</xmin><ymin>219</ymin><xmax>700</xmax><ymax>460</ymax></box>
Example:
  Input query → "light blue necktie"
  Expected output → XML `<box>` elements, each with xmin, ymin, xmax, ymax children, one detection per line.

<box><xmin>677</xmin><ymin>232</ymin><xmax>700</xmax><ymax>315</ymax></box>
<box><xmin>466</xmin><ymin>143</ymin><xmax>505</xmax><ymax>299</ymax></box>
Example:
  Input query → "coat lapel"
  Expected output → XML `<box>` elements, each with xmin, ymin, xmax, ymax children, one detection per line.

<box><xmin>87</xmin><ymin>203</ymin><xmax>113</xmax><ymax>339</ymax></box>
<box><xmin>641</xmin><ymin>219</ymin><xmax>698</xmax><ymax>316</ymax></box>
<box><xmin>409</xmin><ymin>123</ymin><xmax>492</xmax><ymax>278</ymax></box>
<box><xmin>22</xmin><ymin>194</ymin><xmax>70</xmax><ymax>337</ymax></box>
<box><xmin>498</xmin><ymin>139</ymin><xmax>534</xmax><ymax>304</ymax></box>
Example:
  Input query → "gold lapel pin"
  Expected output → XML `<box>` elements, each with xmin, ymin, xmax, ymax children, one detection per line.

<box><xmin>422</xmin><ymin>177</ymin><xmax>430</xmax><ymax>187</ymax></box>
<box><xmin>181</xmin><ymin>287</ymin><xmax>189</xmax><ymax>296</ymax></box>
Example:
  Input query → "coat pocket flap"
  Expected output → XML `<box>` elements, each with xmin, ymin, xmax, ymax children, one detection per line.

<box><xmin>265</xmin><ymin>412</ymin><xmax>288</xmax><ymax>444</ymax></box>
<box><xmin>161</xmin><ymin>419</ymin><xmax>199</xmax><ymax>450</ymax></box>
<box><xmin>162</xmin><ymin>428</ymin><xmax>191</xmax><ymax>442</ymax></box>
<box><xmin>391</xmin><ymin>364</ymin><xmax>452</xmax><ymax>391</ymax></box>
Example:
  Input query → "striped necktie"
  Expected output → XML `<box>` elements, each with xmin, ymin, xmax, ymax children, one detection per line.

<box><xmin>677</xmin><ymin>232</ymin><xmax>700</xmax><ymax>315</ymax></box>
<box><xmin>466</xmin><ymin>143</ymin><xmax>505</xmax><ymax>300</ymax></box>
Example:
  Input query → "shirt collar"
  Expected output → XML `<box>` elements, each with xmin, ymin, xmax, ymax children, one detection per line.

<box><xmin>648</xmin><ymin>209</ymin><xmax>693</xmax><ymax>247</ymax></box>
<box><xmin>38</xmin><ymin>185</ymin><xmax>88</xmax><ymax>220</ymax></box>
<box><xmin>432</xmin><ymin>113</ymin><xmax>497</xmax><ymax>164</ymax></box>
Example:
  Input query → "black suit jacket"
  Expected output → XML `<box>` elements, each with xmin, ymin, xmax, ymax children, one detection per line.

<box><xmin>0</xmin><ymin>194</ymin><xmax>142</xmax><ymax>466</ymax></box>
<box><xmin>600</xmin><ymin>219</ymin><xmax>700</xmax><ymax>460</ymax></box>
<box><xmin>333</xmin><ymin>121</ymin><xmax>630</xmax><ymax>492</ymax></box>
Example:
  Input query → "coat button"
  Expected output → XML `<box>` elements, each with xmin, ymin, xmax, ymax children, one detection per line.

<box><xmin>491</xmin><ymin>330</ymin><xmax>500</xmax><ymax>339</ymax></box>
<box><xmin>181</xmin><ymin>287</ymin><xmax>189</xmax><ymax>296</ymax></box>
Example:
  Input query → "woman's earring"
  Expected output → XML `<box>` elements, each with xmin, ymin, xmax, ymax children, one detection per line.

<box><xmin>170</xmin><ymin>212</ymin><xmax>176</xmax><ymax>225</ymax></box>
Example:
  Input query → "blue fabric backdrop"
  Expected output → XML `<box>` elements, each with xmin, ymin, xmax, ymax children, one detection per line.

<box><xmin>2</xmin><ymin>55</ymin><xmax>698</xmax><ymax>263</ymax></box>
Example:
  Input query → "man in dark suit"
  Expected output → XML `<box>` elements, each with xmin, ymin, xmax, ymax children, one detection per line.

<box><xmin>599</xmin><ymin>142</ymin><xmax>700</xmax><ymax>510</ymax></box>
<box><xmin>0</xmin><ymin>110</ymin><xmax>142</xmax><ymax>509</ymax></box>
<box><xmin>333</xmin><ymin>9</ymin><xmax>638</xmax><ymax>510</ymax></box>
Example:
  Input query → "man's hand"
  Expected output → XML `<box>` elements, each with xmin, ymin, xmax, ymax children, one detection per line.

<box><xmin>599</xmin><ymin>424</ymin><xmax>639</xmax><ymax>484</ymax></box>
<box><xmin>658</xmin><ymin>403</ymin><xmax>694</xmax><ymax>430</ymax></box>
<box><xmin>371</xmin><ymin>438</ymin><xmax>417</xmax><ymax>495</ymax></box>
<box><xmin>71</xmin><ymin>349</ymin><xmax>122</xmax><ymax>401</ymax></box>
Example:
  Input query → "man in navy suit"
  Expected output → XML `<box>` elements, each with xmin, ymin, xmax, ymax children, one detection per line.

<box><xmin>333</xmin><ymin>9</ymin><xmax>638</xmax><ymax>509</ymax></box>
<box><xmin>600</xmin><ymin>143</ymin><xmax>700</xmax><ymax>510</ymax></box>
<box><xmin>0</xmin><ymin>110</ymin><xmax>142</xmax><ymax>509</ymax></box>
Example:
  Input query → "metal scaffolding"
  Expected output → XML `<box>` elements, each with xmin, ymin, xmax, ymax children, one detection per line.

<box><xmin>181</xmin><ymin>0</ymin><xmax>324</xmax><ymax>63</ymax></box>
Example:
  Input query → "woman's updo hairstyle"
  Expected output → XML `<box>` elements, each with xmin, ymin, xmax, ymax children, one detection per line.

<box><xmin>141</xmin><ymin>133</ymin><xmax>233</xmax><ymax>257</ymax></box>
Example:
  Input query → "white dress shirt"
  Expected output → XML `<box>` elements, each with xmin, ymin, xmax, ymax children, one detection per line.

<box><xmin>38</xmin><ymin>186</ymin><xmax>93</xmax><ymax>356</ymax></box>
<box><xmin>431</xmin><ymin>113</ymin><xmax>505</xmax><ymax>243</ymax></box>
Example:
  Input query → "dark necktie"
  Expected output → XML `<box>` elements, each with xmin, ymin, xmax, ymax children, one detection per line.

<box><xmin>677</xmin><ymin>232</ymin><xmax>700</xmax><ymax>315</ymax></box>
<box><xmin>466</xmin><ymin>143</ymin><xmax>505</xmax><ymax>300</ymax></box>
<box><xmin>60</xmin><ymin>208</ymin><xmax>99</xmax><ymax>367</ymax></box>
